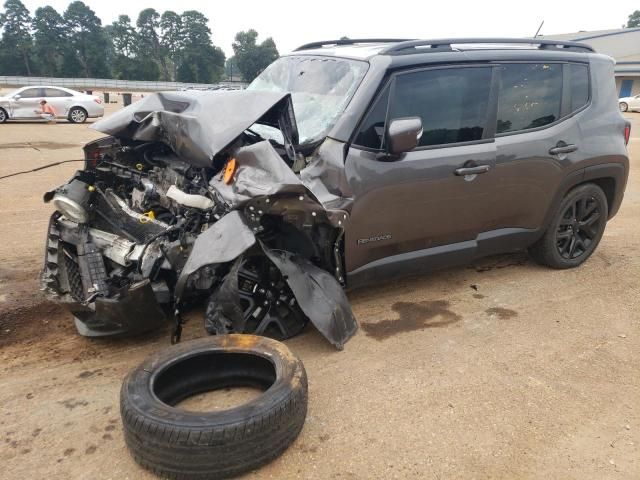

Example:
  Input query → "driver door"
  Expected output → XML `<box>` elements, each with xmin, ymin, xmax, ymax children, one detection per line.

<box><xmin>344</xmin><ymin>65</ymin><xmax>498</xmax><ymax>283</ymax></box>
<box><xmin>11</xmin><ymin>87</ymin><xmax>44</xmax><ymax>118</ymax></box>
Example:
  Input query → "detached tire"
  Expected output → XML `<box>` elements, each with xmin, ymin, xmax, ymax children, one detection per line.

<box><xmin>120</xmin><ymin>335</ymin><xmax>308</xmax><ymax>479</ymax></box>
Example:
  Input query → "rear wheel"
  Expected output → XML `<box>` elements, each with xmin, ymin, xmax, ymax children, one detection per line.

<box><xmin>620</xmin><ymin>102</ymin><xmax>628</xmax><ymax>112</ymax></box>
<box><xmin>68</xmin><ymin>107</ymin><xmax>87</xmax><ymax>123</ymax></box>
<box><xmin>206</xmin><ymin>255</ymin><xmax>308</xmax><ymax>340</ymax></box>
<box><xmin>529</xmin><ymin>183</ymin><xmax>607</xmax><ymax>269</ymax></box>
<box><xmin>0</xmin><ymin>108</ymin><xmax>7</xmax><ymax>123</ymax></box>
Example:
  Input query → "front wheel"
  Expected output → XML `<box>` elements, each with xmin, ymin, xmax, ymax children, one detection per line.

<box><xmin>205</xmin><ymin>254</ymin><xmax>308</xmax><ymax>340</ymax></box>
<box><xmin>620</xmin><ymin>102</ymin><xmax>628</xmax><ymax>112</ymax></box>
<box><xmin>529</xmin><ymin>183</ymin><xmax>608</xmax><ymax>269</ymax></box>
<box><xmin>68</xmin><ymin>107</ymin><xmax>87</xmax><ymax>123</ymax></box>
<box><xmin>0</xmin><ymin>108</ymin><xmax>7</xmax><ymax>123</ymax></box>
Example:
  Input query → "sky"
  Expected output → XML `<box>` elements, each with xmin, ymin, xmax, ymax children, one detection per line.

<box><xmin>19</xmin><ymin>0</ymin><xmax>640</xmax><ymax>57</ymax></box>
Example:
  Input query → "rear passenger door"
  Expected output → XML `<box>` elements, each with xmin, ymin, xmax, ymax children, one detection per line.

<box><xmin>44</xmin><ymin>88</ymin><xmax>74</xmax><ymax>117</ymax></box>
<box><xmin>491</xmin><ymin>62</ymin><xmax>589</xmax><ymax>231</ymax></box>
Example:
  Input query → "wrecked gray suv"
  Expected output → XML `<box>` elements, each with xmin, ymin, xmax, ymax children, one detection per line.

<box><xmin>42</xmin><ymin>38</ymin><xmax>630</xmax><ymax>348</ymax></box>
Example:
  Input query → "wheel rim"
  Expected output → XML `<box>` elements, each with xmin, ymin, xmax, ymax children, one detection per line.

<box><xmin>620</xmin><ymin>103</ymin><xmax>627</xmax><ymax>112</ymax></box>
<box><xmin>207</xmin><ymin>256</ymin><xmax>307</xmax><ymax>340</ymax></box>
<box><xmin>555</xmin><ymin>195</ymin><xmax>603</xmax><ymax>260</ymax></box>
<box><xmin>71</xmin><ymin>109</ymin><xmax>85</xmax><ymax>122</ymax></box>
<box><xmin>0</xmin><ymin>110</ymin><xmax>5</xmax><ymax>122</ymax></box>
<box><xmin>236</xmin><ymin>257</ymin><xmax>306</xmax><ymax>339</ymax></box>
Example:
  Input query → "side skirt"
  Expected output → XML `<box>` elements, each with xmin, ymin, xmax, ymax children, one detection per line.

<box><xmin>346</xmin><ymin>227</ymin><xmax>539</xmax><ymax>290</ymax></box>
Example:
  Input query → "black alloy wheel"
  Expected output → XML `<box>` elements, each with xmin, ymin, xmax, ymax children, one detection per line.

<box><xmin>207</xmin><ymin>255</ymin><xmax>308</xmax><ymax>340</ymax></box>
<box><xmin>555</xmin><ymin>195</ymin><xmax>603</xmax><ymax>260</ymax></box>
<box><xmin>529</xmin><ymin>183</ymin><xmax>608</xmax><ymax>269</ymax></box>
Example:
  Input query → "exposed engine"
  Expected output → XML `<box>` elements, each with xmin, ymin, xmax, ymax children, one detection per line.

<box><xmin>40</xmin><ymin>90</ymin><xmax>357</xmax><ymax>348</ymax></box>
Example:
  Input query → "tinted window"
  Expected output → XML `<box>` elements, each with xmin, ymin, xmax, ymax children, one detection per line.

<box><xmin>354</xmin><ymin>87</ymin><xmax>389</xmax><ymax>149</ymax></box>
<box><xmin>569</xmin><ymin>64</ymin><xmax>589</xmax><ymax>112</ymax></box>
<box><xmin>45</xmin><ymin>88</ymin><xmax>72</xmax><ymax>97</ymax></box>
<box><xmin>497</xmin><ymin>63</ymin><xmax>562</xmax><ymax>134</ymax></box>
<box><xmin>390</xmin><ymin>67</ymin><xmax>492</xmax><ymax>147</ymax></box>
<box><xmin>19</xmin><ymin>88</ymin><xmax>43</xmax><ymax>98</ymax></box>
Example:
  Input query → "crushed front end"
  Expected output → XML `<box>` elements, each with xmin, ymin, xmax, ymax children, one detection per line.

<box><xmin>41</xmin><ymin>90</ymin><xmax>358</xmax><ymax>348</ymax></box>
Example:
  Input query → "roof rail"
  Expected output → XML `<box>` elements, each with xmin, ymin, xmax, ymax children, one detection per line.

<box><xmin>294</xmin><ymin>38</ymin><xmax>413</xmax><ymax>51</ymax></box>
<box><xmin>379</xmin><ymin>38</ymin><xmax>595</xmax><ymax>55</ymax></box>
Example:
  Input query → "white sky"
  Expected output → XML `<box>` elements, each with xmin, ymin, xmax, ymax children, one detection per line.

<box><xmin>19</xmin><ymin>0</ymin><xmax>639</xmax><ymax>57</ymax></box>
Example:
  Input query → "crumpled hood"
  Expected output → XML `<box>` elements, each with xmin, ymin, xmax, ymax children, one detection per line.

<box><xmin>91</xmin><ymin>90</ymin><xmax>299</xmax><ymax>168</ymax></box>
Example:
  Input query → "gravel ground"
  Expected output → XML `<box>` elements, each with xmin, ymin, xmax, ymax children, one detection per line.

<box><xmin>0</xmin><ymin>104</ymin><xmax>638</xmax><ymax>479</ymax></box>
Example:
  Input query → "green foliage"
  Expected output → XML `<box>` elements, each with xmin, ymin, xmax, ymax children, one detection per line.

<box><xmin>0</xmin><ymin>1</ymin><xmax>273</xmax><ymax>83</ymax></box>
<box><xmin>63</xmin><ymin>1</ymin><xmax>110</xmax><ymax>77</ymax></box>
<box><xmin>627</xmin><ymin>10</ymin><xmax>640</xmax><ymax>28</ymax></box>
<box><xmin>160</xmin><ymin>11</ymin><xmax>183</xmax><ymax>80</ymax></box>
<box><xmin>232</xmin><ymin>29</ymin><xmax>279</xmax><ymax>82</ymax></box>
<box><xmin>136</xmin><ymin>8</ymin><xmax>169</xmax><ymax>80</ymax></box>
<box><xmin>32</xmin><ymin>6</ymin><xmax>66</xmax><ymax>76</ymax></box>
<box><xmin>0</xmin><ymin>0</ymin><xmax>33</xmax><ymax>75</ymax></box>
<box><xmin>176</xmin><ymin>11</ymin><xmax>225</xmax><ymax>83</ymax></box>
<box><xmin>225</xmin><ymin>56</ymin><xmax>239</xmax><ymax>79</ymax></box>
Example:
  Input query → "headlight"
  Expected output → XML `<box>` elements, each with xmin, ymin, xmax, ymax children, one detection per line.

<box><xmin>53</xmin><ymin>179</ymin><xmax>91</xmax><ymax>223</ymax></box>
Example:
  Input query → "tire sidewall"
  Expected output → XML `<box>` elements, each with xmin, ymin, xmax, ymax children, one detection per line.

<box><xmin>545</xmin><ymin>184</ymin><xmax>608</xmax><ymax>268</ymax></box>
<box><xmin>122</xmin><ymin>335</ymin><xmax>305</xmax><ymax>430</ymax></box>
<box><xmin>0</xmin><ymin>108</ymin><xmax>7</xmax><ymax>123</ymax></box>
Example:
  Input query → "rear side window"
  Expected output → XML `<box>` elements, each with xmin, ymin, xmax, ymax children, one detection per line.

<box><xmin>389</xmin><ymin>67</ymin><xmax>492</xmax><ymax>147</ymax></box>
<box><xmin>569</xmin><ymin>64</ymin><xmax>589</xmax><ymax>112</ymax></box>
<box><xmin>45</xmin><ymin>88</ymin><xmax>72</xmax><ymax>97</ymax></box>
<box><xmin>496</xmin><ymin>63</ymin><xmax>562</xmax><ymax>134</ymax></box>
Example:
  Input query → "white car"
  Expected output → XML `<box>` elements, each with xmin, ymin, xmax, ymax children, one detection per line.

<box><xmin>0</xmin><ymin>86</ymin><xmax>104</xmax><ymax>124</ymax></box>
<box><xmin>619</xmin><ymin>94</ymin><xmax>640</xmax><ymax>113</ymax></box>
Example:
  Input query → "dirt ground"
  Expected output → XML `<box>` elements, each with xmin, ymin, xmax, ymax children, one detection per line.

<box><xmin>0</xmin><ymin>104</ymin><xmax>638</xmax><ymax>480</ymax></box>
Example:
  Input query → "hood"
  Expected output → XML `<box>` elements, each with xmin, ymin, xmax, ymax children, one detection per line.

<box><xmin>91</xmin><ymin>90</ymin><xmax>299</xmax><ymax>168</ymax></box>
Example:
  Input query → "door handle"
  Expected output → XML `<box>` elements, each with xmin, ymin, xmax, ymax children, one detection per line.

<box><xmin>549</xmin><ymin>144</ymin><xmax>578</xmax><ymax>155</ymax></box>
<box><xmin>454</xmin><ymin>165</ymin><xmax>490</xmax><ymax>176</ymax></box>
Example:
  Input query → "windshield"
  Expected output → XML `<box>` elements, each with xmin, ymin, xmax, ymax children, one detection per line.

<box><xmin>248</xmin><ymin>55</ymin><xmax>368</xmax><ymax>144</ymax></box>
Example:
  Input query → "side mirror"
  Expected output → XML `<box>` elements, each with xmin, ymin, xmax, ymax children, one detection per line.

<box><xmin>13</xmin><ymin>95</ymin><xmax>21</xmax><ymax>100</ymax></box>
<box><xmin>387</xmin><ymin>117</ymin><xmax>423</xmax><ymax>155</ymax></box>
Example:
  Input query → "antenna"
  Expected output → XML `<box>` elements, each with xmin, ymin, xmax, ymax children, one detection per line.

<box><xmin>534</xmin><ymin>20</ymin><xmax>544</xmax><ymax>38</ymax></box>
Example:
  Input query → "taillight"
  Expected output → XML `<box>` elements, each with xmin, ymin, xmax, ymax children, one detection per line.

<box><xmin>94</xmin><ymin>97</ymin><xmax>102</xmax><ymax>104</ymax></box>
<box><xmin>624</xmin><ymin>124</ymin><xmax>631</xmax><ymax>146</ymax></box>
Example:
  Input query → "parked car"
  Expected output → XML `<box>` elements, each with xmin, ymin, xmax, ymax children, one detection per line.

<box><xmin>619</xmin><ymin>94</ymin><xmax>640</xmax><ymax>112</ymax></box>
<box><xmin>0</xmin><ymin>86</ymin><xmax>104</xmax><ymax>123</ymax></box>
<box><xmin>41</xmin><ymin>38</ymin><xmax>631</xmax><ymax>348</ymax></box>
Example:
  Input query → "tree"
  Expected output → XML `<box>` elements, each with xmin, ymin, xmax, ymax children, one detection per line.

<box><xmin>225</xmin><ymin>55</ymin><xmax>239</xmax><ymax>80</ymax></box>
<box><xmin>63</xmin><ymin>1</ymin><xmax>110</xmax><ymax>77</ymax></box>
<box><xmin>232</xmin><ymin>29</ymin><xmax>279</xmax><ymax>82</ymax></box>
<box><xmin>137</xmin><ymin>8</ymin><xmax>169</xmax><ymax>80</ymax></box>
<box><xmin>176</xmin><ymin>10</ymin><xmax>225</xmax><ymax>83</ymax></box>
<box><xmin>105</xmin><ymin>15</ymin><xmax>158</xmax><ymax>80</ymax></box>
<box><xmin>627</xmin><ymin>10</ymin><xmax>640</xmax><ymax>28</ymax></box>
<box><xmin>160</xmin><ymin>10</ymin><xmax>182</xmax><ymax>81</ymax></box>
<box><xmin>32</xmin><ymin>6</ymin><xmax>66</xmax><ymax>76</ymax></box>
<box><xmin>0</xmin><ymin>0</ymin><xmax>33</xmax><ymax>75</ymax></box>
